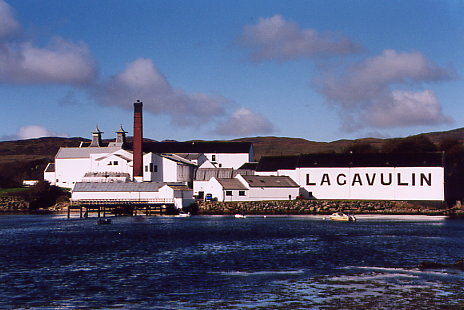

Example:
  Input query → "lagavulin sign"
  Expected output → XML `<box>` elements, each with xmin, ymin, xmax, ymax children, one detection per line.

<box><xmin>299</xmin><ymin>167</ymin><xmax>444</xmax><ymax>200</ymax></box>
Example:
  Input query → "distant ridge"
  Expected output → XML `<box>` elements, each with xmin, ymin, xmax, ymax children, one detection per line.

<box><xmin>1</xmin><ymin>127</ymin><xmax>463</xmax><ymax>163</ymax></box>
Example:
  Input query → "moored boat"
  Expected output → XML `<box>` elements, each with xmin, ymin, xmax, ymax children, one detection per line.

<box><xmin>97</xmin><ymin>218</ymin><xmax>112</xmax><ymax>225</ymax></box>
<box><xmin>329</xmin><ymin>212</ymin><xmax>356</xmax><ymax>222</ymax></box>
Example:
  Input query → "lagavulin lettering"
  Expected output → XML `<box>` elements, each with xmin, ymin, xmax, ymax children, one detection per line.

<box><xmin>305</xmin><ymin>173</ymin><xmax>432</xmax><ymax>187</ymax></box>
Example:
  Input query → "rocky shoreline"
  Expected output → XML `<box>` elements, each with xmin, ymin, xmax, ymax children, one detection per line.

<box><xmin>2</xmin><ymin>195</ymin><xmax>464</xmax><ymax>217</ymax></box>
<box><xmin>196</xmin><ymin>200</ymin><xmax>464</xmax><ymax>216</ymax></box>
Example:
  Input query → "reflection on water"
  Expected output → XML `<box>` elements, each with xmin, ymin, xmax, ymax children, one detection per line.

<box><xmin>0</xmin><ymin>215</ymin><xmax>463</xmax><ymax>309</ymax></box>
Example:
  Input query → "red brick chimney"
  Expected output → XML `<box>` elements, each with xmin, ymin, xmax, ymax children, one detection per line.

<box><xmin>133</xmin><ymin>100</ymin><xmax>143</xmax><ymax>178</ymax></box>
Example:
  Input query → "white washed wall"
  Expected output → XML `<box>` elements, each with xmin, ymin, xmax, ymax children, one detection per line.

<box><xmin>204</xmin><ymin>178</ymin><xmax>225</xmax><ymax>201</ymax></box>
<box><xmin>92</xmin><ymin>154</ymin><xmax>130</xmax><ymax>174</ymax></box>
<box><xmin>55</xmin><ymin>158</ymin><xmax>90</xmax><ymax>188</ymax></box>
<box><xmin>162</xmin><ymin>157</ymin><xmax>178</xmax><ymax>182</ymax></box>
<box><xmin>294</xmin><ymin>167</ymin><xmax>444</xmax><ymax>200</ymax></box>
<box><xmin>204</xmin><ymin>153</ymin><xmax>250</xmax><ymax>169</ymax></box>
<box><xmin>44</xmin><ymin>171</ymin><xmax>56</xmax><ymax>185</ymax></box>
<box><xmin>247</xmin><ymin>187</ymin><xmax>299</xmax><ymax>201</ymax></box>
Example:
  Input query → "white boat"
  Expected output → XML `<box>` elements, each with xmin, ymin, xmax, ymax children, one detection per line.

<box><xmin>177</xmin><ymin>211</ymin><xmax>191</xmax><ymax>217</ymax></box>
<box><xmin>329</xmin><ymin>212</ymin><xmax>356</xmax><ymax>222</ymax></box>
<box><xmin>234</xmin><ymin>214</ymin><xmax>247</xmax><ymax>218</ymax></box>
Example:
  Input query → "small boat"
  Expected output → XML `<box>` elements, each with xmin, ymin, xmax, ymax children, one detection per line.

<box><xmin>97</xmin><ymin>218</ymin><xmax>112</xmax><ymax>225</ymax></box>
<box><xmin>234</xmin><ymin>214</ymin><xmax>247</xmax><ymax>219</ymax></box>
<box><xmin>177</xmin><ymin>211</ymin><xmax>191</xmax><ymax>217</ymax></box>
<box><xmin>329</xmin><ymin>212</ymin><xmax>356</xmax><ymax>222</ymax></box>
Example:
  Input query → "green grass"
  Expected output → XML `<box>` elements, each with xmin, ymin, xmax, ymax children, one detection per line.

<box><xmin>0</xmin><ymin>187</ymin><xmax>29</xmax><ymax>195</ymax></box>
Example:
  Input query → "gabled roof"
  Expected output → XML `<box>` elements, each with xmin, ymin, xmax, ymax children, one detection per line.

<box><xmin>94</xmin><ymin>153</ymin><xmax>132</xmax><ymax>162</ymax></box>
<box><xmin>239</xmin><ymin>162</ymin><xmax>259</xmax><ymax>170</ymax></box>
<box><xmin>124</xmin><ymin>141</ymin><xmax>253</xmax><ymax>154</ymax></box>
<box><xmin>256</xmin><ymin>153</ymin><xmax>444</xmax><ymax>171</ymax></box>
<box><xmin>160</xmin><ymin>153</ymin><xmax>196</xmax><ymax>166</ymax></box>
<box><xmin>216</xmin><ymin>178</ymin><xmax>248</xmax><ymax>190</ymax></box>
<box><xmin>56</xmin><ymin>146</ymin><xmax>122</xmax><ymax>159</ymax></box>
<box><xmin>45</xmin><ymin>163</ymin><xmax>55</xmax><ymax>172</ymax></box>
<box><xmin>241</xmin><ymin>175</ymin><xmax>299</xmax><ymax>188</ymax></box>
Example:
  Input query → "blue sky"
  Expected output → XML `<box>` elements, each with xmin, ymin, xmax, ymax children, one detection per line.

<box><xmin>1</xmin><ymin>0</ymin><xmax>463</xmax><ymax>142</ymax></box>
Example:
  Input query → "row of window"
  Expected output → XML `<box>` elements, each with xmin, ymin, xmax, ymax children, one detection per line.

<box><xmin>145</xmin><ymin>163</ymin><xmax>158</xmax><ymax>173</ymax></box>
<box><xmin>225</xmin><ymin>190</ymin><xmax>246</xmax><ymax>196</ymax></box>
<box><xmin>107</xmin><ymin>161</ymin><xmax>119</xmax><ymax>165</ymax></box>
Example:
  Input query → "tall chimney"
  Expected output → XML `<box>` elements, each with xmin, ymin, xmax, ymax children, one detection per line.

<box><xmin>133</xmin><ymin>100</ymin><xmax>143</xmax><ymax>178</ymax></box>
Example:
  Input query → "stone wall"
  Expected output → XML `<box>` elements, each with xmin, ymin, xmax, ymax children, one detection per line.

<box><xmin>0</xmin><ymin>196</ymin><xmax>29</xmax><ymax>211</ymax></box>
<box><xmin>197</xmin><ymin>200</ymin><xmax>450</xmax><ymax>215</ymax></box>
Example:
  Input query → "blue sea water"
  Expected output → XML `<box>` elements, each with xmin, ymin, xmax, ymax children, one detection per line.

<box><xmin>0</xmin><ymin>214</ymin><xmax>463</xmax><ymax>309</ymax></box>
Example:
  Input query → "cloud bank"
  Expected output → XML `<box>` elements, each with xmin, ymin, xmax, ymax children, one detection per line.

<box><xmin>313</xmin><ymin>49</ymin><xmax>454</xmax><ymax>131</ymax></box>
<box><xmin>94</xmin><ymin>58</ymin><xmax>228</xmax><ymax>126</ymax></box>
<box><xmin>0</xmin><ymin>0</ymin><xmax>274</xmax><ymax>137</ymax></box>
<box><xmin>240</xmin><ymin>15</ymin><xmax>361</xmax><ymax>61</ymax></box>
<box><xmin>0</xmin><ymin>0</ymin><xmax>19</xmax><ymax>39</ymax></box>
<box><xmin>0</xmin><ymin>0</ymin><xmax>96</xmax><ymax>85</ymax></box>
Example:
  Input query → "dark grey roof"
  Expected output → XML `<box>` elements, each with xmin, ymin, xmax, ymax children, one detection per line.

<box><xmin>241</xmin><ymin>175</ymin><xmax>299</xmax><ymax>188</ymax></box>
<box><xmin>124</xmin><ymin>141</ymin><xmax>253</xmax><ymax>154</ymax></box>
<box><xmin>216</xmin><ymin>178</ymin><xmax>248</xmax><ymax>190</ymax></box>
<box><xmin>45</xmin><ymin>163</ymin><xmax>55</xmax><ymax>172</ymax></box>
<box><xmin>239</xmin><ymin>162</ymin><xmax>258</xmax><ymax>170</ymax></box>
<box><xmin>194</xmin><ymin>168</ymin><xmax>254</xmax><ymax>181</ymax></box>
<box><xmin>257</xmin><ymin>153</ymin><xmax>444</xmax><ymax>171</ymax></box>
<box><xmin>255</xmin><ymin>155</ymin><xmax>300</xmax><ymax>172</ymax></box>
<box><xmin>73</xmin><ymin>182</ymin><xmax>164</xmax><ymax>192</ymax></box>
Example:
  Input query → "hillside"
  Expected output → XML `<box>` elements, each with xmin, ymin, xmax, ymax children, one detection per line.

<box><xmin>0</xmin><ymin>127</ymin><xmax>463</xmax><ymax>180</ymax></box>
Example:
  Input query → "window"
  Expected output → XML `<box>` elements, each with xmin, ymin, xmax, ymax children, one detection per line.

<box><xmin>212</xmin><ymin>155</ymin><xmax>216</xmax><ymax>162</ymax></box>
<box><xmin>148</xmin><ymin>163</ymin><xmax>158</xmax><ymax>172</ymax></box>
<box><xmin>225</xmin><ymin>191</ymin><xmax>232</xmax><ymax>196</ymax></box>
<box><xmin>107</xmin><ymin>161</ymin><xmax>112</xmax><ymax>165</ymax></box>
<box><xmin>239</xmin><ymin>191</ymin><xmax>246</xmax><ymax>196</ymax></box>
<box><xmin>114</xmin><ymin>161</ymin><xmax>118</xmax><ymax>165</ymax></box>
<box><xmin>145</xmin><ymin>165</ymin><xmax>148</xmax><ymax>172</ymax></box>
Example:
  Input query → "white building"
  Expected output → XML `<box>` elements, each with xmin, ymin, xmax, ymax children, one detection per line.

<box><xmin>71</xmin><ymin>182</ymin><xmax>194</xmax><ymax>209</ymax></box>
<box><xmin>44</xmin><ymin>122</ymin><xmax>256</xmax><ymax>208</ymax></box>
<box><xmin>203</xmin><ymin>174</ymin><xmax>299</xmax><ymax>202</ymax></box>
<box><xmin>255</xmin><ymin>153</ymin><xmax>445</xmax><ymax>201</ymax></box>
<box><xmin>193</xmin><ymin>167</ymin><xmax>255</xmax><ymax>200</ymax></box>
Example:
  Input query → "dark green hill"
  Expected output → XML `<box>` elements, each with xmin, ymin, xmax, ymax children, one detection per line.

<box><xmin>1</xmin><ymin>128</ymin><xmax>464</xmax><ymax>201</ymax></box>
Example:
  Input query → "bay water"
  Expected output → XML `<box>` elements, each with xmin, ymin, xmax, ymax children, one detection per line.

<box><xmin>0</xmin><ymin>214</ymin><xmax>463</xmax><ymax>309</ymax></box>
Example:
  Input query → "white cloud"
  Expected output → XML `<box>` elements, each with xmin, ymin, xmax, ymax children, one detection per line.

<box><xmin>0</xmin><ymin>1</ymin><xmax>96</xmax><ymax>85</ymax></box>
<box><xmin>0</xmin><ymin>37</ymin><xmax>97</xmax><ymax>85</ymax></box>
<box><xmin>0</xmin><ymin>0</ymin><xmax>19</xmax><ymax>39</ymax></box>
<box><xmin>215</xmin><ymin>108</ymin><xmax>275</xmax><ymax>136</ymax></box>
<box><xmin>313</xmin><ymin>49</ymin><xmax>454</xmax><ymax>130</ymax></box>
<box><xmin>363</xmin><ymin>90</ymin><xmax>452</xmax><ymax>128</ymax></box>
<box><xmin>240</xmin><ymin>15</ymin><xmax>361</xmax><ymax>61</ymax></box>
<box><xmin>95</xmin><ymin>58</ymin><xmax>228</xmax><ymax>126</ymax></box>
<box><xmin>16</xmin><ymin>125</ymin><xmax>67</xmax><ymax>140</ymax></box>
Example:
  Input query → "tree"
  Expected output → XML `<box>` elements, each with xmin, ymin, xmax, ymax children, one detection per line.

<box><xmin>24</xmin><ymin>180</ymin><xmax>69</xmax><ymax>209</ymax></box>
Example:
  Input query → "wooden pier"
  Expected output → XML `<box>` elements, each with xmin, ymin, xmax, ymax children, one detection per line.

<box><xmin>68</xmin><ymin>199</ymin><xmax>175</xmax><ymax>218</ymax></box>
